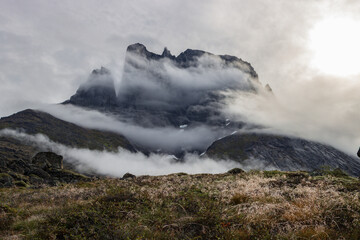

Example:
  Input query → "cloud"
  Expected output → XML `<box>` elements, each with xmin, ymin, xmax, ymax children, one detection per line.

<box><xmin>222</xmin><ymin>75</ymin><xmax>360</xmax><ymax>156</ymax></box>
<box><xmin>117</xmin><ymin>51</ymin><xmax>260</xmax><ymax>112</ymax></box>
<box><xmin>0</xmin><ymin>128</ymin><xmax>256</xmax><ymax>176</ymax></box>
<box><xmin>1</xmin><ymin>0</ymin><xmax>360</xmax><ymax>161</ymax></box>
<box><xmin>39</xmin><ymin>104</ymin><xmax>229</xmax><ymax>154</ymax></box>
<box><xmin>1</xmin><ymin>0</ymin><xmax>355</xmax><ymax>117</ymax></box>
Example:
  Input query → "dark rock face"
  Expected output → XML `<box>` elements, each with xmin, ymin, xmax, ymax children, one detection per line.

<box><xmin>227</xmin><ymin>168</ymin><xmax>245</xmax><ymax>174</ymax></box>
<box><xmin>32</xmin><ymin>152</ymin><xmax>63</xmax><ymax>170</ymax></box>
<box><xmin>63</xmin><ymin>67</ymin><xmax>117</xmax><ymax>109</ymax></box>
<box><xmin>122</xmin><ymin>172</ymin><xmax>136</xmax><ymax>179</ymax></box>
<box><xmin>357</xmin><ymin>147</ymin><xmax>360</xmax><ymax>158</ymax></box>
<box><xmin>206</xmin><ymin>133</ymin><xmax>360</xmax><ymax>176</ymax></box>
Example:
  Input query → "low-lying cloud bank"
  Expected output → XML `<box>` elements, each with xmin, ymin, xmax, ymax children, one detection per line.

<box><xmin>39</xmin><ymin>104</ymin><xmax>231</xmax><ymax>153</ymax></box>
<box><xmin>1</xmin><ymin>128</ymin><xmax>268</xmax><ymax>176</ymax></box>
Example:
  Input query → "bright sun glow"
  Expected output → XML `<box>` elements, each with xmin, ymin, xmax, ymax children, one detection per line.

<box><xmin>309</xmin><ymin>17</ymin><xmax>360</xmax><ymax>76</ymax></box>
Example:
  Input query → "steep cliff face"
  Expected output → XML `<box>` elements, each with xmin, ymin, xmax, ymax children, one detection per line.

<box><xmin>63</xmin><ymin>67</ymin><xmax>117</xmax><ymax>109</ymax></box>
<box><xmin>206</xmin><ymin>133</ymin><xmax>360</xmax><ymax>176</ymax></box>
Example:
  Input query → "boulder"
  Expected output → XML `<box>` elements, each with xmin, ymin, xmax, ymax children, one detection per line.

<box><xmin>227</xmin><ymin>168</ymin><xmax>245</xmax><ymax>174</ymax></box>
<box><xmin>31</xmin><ymin>152</ymin><xmax>63</xmax><ymax>170</ymax></box>
<box><xmin>357</xmin><ymin>147</ymin><xmax>360</xmax><ymax>158</ymax></box>
<box><xmin>123</xmin><ymin>172</ymin><xmax>136</xmax><ymax>179</ymax></box>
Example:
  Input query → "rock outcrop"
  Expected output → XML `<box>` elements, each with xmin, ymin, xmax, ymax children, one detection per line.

<box><xmin>31</xmin><ymin>152</ymin><xmax>63</xmax><ymax>170</ymax></box>
<box><xmin>0</xmin><ymin>150</ymin><xmax>88</xmax><ymax>188</ymax></box>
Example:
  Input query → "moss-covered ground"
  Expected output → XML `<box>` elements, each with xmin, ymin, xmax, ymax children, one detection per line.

<box><xmin>1</xmin><ymin>169</ymin><xmax>360</xmax><ymax>239</ymax></box>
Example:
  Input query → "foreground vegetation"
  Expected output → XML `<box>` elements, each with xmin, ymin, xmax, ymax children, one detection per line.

<box><xmin>1</xmin><ymin>169</ymin><xmax>360</xmax><ymax>239</ymax></box>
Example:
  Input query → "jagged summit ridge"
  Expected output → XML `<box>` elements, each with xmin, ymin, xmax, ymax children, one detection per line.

<box><xmin>125</xmin><ymin>43</ymin><xmax>258</xmax><ymax>78</ymax></box>
<box><xmin>65</xmin><ymin>43</ymin><xmax>262</xmax><ymax>126</ymax></box>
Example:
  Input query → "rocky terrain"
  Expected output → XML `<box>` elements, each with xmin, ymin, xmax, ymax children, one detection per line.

<box><xmin>1</xmin><ymin>169</ymin><xmax>360</xmax><ymax>239</ymax></box>
<box><xmin>0</xmin><ymin>151</ymin><xmax>88</xmax><ymax>188</ymax></box>
<box><xmin>0</xmin><ymin>109</ymin><xmax>136</xmax><ymax>187</ymax></box>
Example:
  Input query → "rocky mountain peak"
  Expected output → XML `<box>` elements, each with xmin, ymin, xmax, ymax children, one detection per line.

<box><xmin>127</xmin><ymin>43</ymin><xmax>147</xmax><ymax>54</ymax></box>
<box><xmin>65</xmin><ymin>43</ymin><xmax>263</xmax><ymax>128</ymax></box>
<box><xmin>265</xmin><ymin>84</ymin><xmax>273</xmax><ymax>92</ymax></box>
<box><xmin>63</xmin><ymin>66</ymin><xmax>117</xmax><ymax>108</ymax></box>
<box><xmin>161</xmin><ymin>47</ymin><xmax>175</xmax><ymax>59</ymax></box>
<box><xmin>126</xmin><ymin>43</ymin><xmax>163</xmax><ymax>61</ymax></box>
<box><xmin>91</xmin><ymin>66</ymin><xmax>111</xmax><ymax>75</ymax></box>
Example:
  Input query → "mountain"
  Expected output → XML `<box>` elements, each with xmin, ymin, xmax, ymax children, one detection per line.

<box><xmin>0</xmin><ymin>109</ymin><xmax>135</xmax><ymax>152</ymax></box>
<box><xmin>206</xmin><ymin>133</ymin><xmax>360</xmax><ymax>176</ymax></box>
<box><xmin>60</xmin><ymin>43</ymin><xmax>360</xmax><ymax>175</ymax></box>
<box><xmin>1</xmin><ymin>43</ymin><xmax>359</xmax><ymax>180</ymax></box>
<box><xmin>63</xmin><ymin>67</ymin><xmax>118</xmax><ymax>109</ymax></box>
<box><xmin>64</xmin><ymin>43</ymin><xmax>261</xmax><ymax>128</ymax></box>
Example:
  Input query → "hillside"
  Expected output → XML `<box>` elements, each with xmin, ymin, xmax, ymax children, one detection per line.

<box><xmin>0</xmin><ymin>109</ymin><xmax>137</xmax><ymax>187</ymax></box>
<box><xmin>206</xmin><ymin>133</ymin><xmax>360</xmax><ymax>176</ymax></box>
<box><xmin>0</xmin><ymin>109</ymin><xmax>135</xmax><ymax>152</ymax></box>
<box><xmin>1</xmin><ymin>169</ymin><xmax>360</xmax><ymax>239</ymax></box>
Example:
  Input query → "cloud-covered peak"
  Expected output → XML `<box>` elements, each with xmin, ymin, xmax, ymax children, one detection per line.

<box><xmin>161</xmin><ymin>47</ymin><xmax>175</xmax><ymax>59</ymax></box>
<box><xmin>65</xmin><ymin>42</ymin><xmax>266</xmax><ymax>131</ymax></box>
<box><xmin>91</xmin><ymin>66</ymin><xmax>111</xmax><ymax>75</ymax></box>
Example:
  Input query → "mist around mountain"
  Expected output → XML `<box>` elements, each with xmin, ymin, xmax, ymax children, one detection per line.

<box><xmin>0</xmin><ymin>43</ymin><xmax>360</xmax><ymax>181</ymax></box>
<box><xmin>1</xmin><ymin>42</ymin><xmax>360</xmax><ymax>239</ymax></box>
<box><xmin>56</xmin><ymin>43</ymin><xmax>360</xmax><ymax>176</ymax></box>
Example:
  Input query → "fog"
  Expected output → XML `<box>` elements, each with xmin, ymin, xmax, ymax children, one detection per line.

<box><xmin>38</xmin><ymin>51</ymin><xmax>261</xmax><ymax>154</ymax></box>
<box><xmin>117</xmin><ymin>51</ymin><xmax>260</xmax><ymax>112</ymax></box>
<box><xmin>0</xmin><ymin>128</ymin><xmax>272</xmax><ymax>176</ymax></box>
<box><xmin>223</xmin><ymin>75</ymin><xmax>360</xmax><ymax>156</ymax></box>
<box><xmin>39</xmin><ymin>104</ymin><xmax>227</xmax><ymax>153</ymax></box>
<box><xmin>1</xmin><ymin>0</ymin><xmax>360</xmax><ymax>172</ymax></box>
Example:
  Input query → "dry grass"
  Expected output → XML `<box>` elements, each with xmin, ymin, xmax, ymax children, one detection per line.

<box><xmin>0</xmin><ymin>170</ymin><xmax>360</xmax><ymax>239</ymax></box>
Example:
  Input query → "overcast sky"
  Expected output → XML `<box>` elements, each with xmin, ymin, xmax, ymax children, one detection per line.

<box><xmin>0</xmin><ymin>0</ymin><xmax>357</xmax><ymax>116</ymax></box>
<box><xmin>1</xmin><ymin>0</ymin><xmax>360</xmax><ymax>156</ymax></box>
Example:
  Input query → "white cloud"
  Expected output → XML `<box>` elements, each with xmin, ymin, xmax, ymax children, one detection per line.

<box><xmin>0</xmin><ymin>128</ymin><xmax>248</xmax><ymax>176</ymax></box>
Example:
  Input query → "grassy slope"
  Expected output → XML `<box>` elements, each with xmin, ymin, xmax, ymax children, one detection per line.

<box><xmin>1</xmin><ymin>170</ymin><xmax>360</xmax><ymax>239</ymax></box>
<box><xmin>0</xmin><ymin>109</ymin><xmax>135</xmax><ymax>152</ymax></box>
